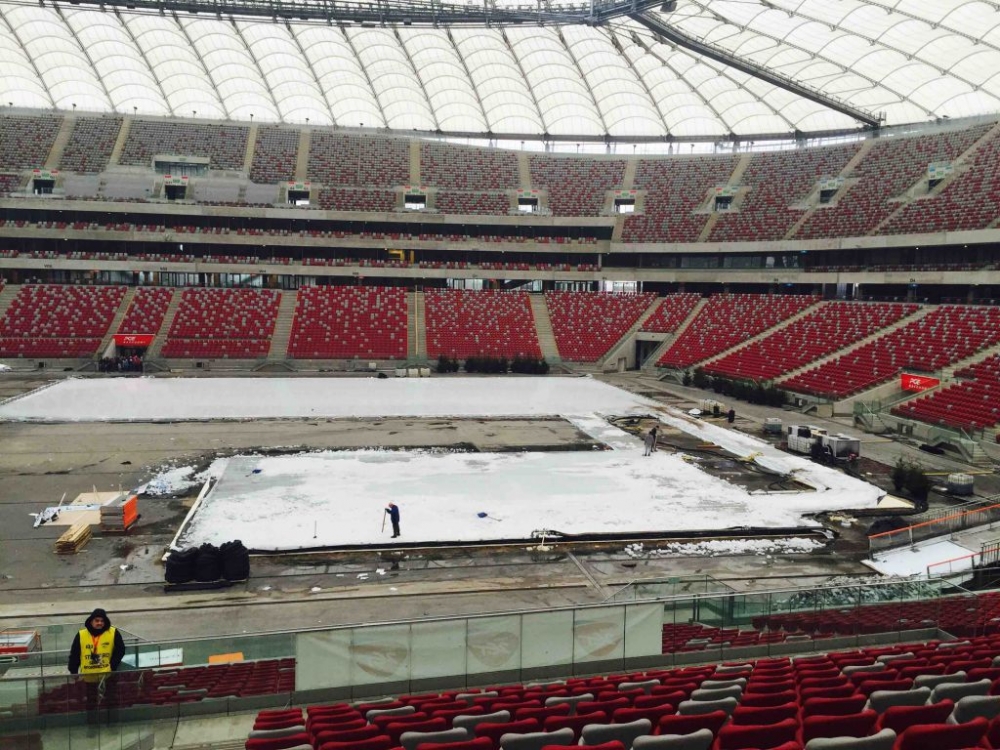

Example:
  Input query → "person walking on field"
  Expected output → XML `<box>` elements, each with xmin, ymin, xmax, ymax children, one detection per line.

<box><xmin>68</xmin><ymin>608</ymin><xmax>126</xmax><ymax>726</ymax></box>
<box><xmin>386</xmin><ymin>502</ymin><xmax>401</xmax><ymax>538</ymax></box>
<box><xmin>643</xmin><ymin>428</ymin><xmax>656</xmax><ymax>456</ymax></box>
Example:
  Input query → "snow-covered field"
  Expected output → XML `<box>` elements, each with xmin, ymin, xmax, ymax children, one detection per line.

<box><xmin>64</xmin><ymin>376</ymin><xmax>886</xmax><ymax>551</ymax></box>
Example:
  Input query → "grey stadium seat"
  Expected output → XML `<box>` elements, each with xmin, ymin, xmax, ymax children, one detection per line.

<box><xmin>804</xmin><ymin>728</ymin><xmax>896</xmax><ymax>750</ymax></box>
<box><xmin>401</xmin><ymin>727</ymin><xmax>471</xmax><ymax>750</ymax></box>
<box><xmin>580</xmin><ymin>719</ymin><xmax>653</xmax><ymax>749</ymax></box>
<box><xmin>499</xmin><ymin>727</ymin><xmax>575</xmax><ymax>750</ymax></box>
<box><xmin>633</xmin><ymin>729</ymin><xmax>713</xmax><ymax>750</ymax></box>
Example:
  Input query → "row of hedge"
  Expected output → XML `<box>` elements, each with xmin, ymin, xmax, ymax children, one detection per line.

<box><xmin>437</xmin><ymin>355</ymin><xmax>550</xmax><ymax>374</ymax></box>
<box><xmin>685</xmin><ymin>369</ymin><xmax>787</xmax><ymax>407</ymax></box>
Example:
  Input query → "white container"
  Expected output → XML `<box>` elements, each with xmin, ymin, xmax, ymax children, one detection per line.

<box><xmin>419</xmin><ymin>367</ymin><xmax>430</xmax><ymax>377</ymax></box>
<box><xmin>394</xmin><ymin>368</ymin><xmax>407</xmax><ymax>378</ymax></box>
<box><xmin>947</xmin><ymin>473</ymin><xmax>974</xmax><ymax>496</ymax></box>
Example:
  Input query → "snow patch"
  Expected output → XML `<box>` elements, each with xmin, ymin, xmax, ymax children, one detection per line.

<box><xmin>624</xmin><ymin>537</ymin><xmax>825</xmax><ymax>558</ymax></box>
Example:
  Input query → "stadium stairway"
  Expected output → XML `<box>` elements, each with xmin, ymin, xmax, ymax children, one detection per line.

<box><xmin>872</xmin><ymin>121</ymin><xmax>1000</xmax><ymax>235</ymax></box>
<box><xmin>599</xmin><ymin>296</ymin><xmax>666</xmax><ymax>371</ymax></box>
<box><xmin>243</xmin><ymin>124</ymin><xmax>259</xmax><ymax>175</ymax></box>
<box><xmin>773</xmin><ymin>305</ymin><xmax>933</xmax><ymax>399</ymax></box>
<box><xmin>642</xmin><ymin>298</ymin><xmax>707</xmax><ymax>372</ymax></box>
<box><xmin>528</xmin><ymin>294</ymin><xmax>560</xmax><ymax>363</ymax></box>
<box><xmin>698</xmin><ymin>153</ymin><xmax>752</xmax><ymax>242</ymax></box>
<box><xmin>0</xmin><ymin>284</ymin><xmax>20</xmax><ymax>324</ymax></box>
<box><xmin>45</xmin><ymin>115</ymin><xmax>76</xmax><ymax>170</ymax></box>
<box><xmin>265</xmin><ymin>291</ymin><xmax>298</xmax><ymax>362</ymax></box>
<box><xmin>95</xmin><ymin>287</ymin><xmax>137</xmax><ymax>358</ymax></box>
<box><xmin>295</xmin><ymin>129</ymin><xmax>311</xmax><ymax>182</ymax></box>
<box><xmin>145</xmin><ymin>290</ymin><xmax>182</xmax><ymax>359</ymax></box>
<box><xmin>107</xmin><ymin>117</ymin><xmax>131</xmax><ymax>167</ymax></box>
<box><xmin>411</xmin><ymin>290</ymin><xmax>425</xmax><ymax>360</ymax></box>
<box><xmin>785</xmin><ymin>140</ymin><xmax>875</xmax><ymax>240</ymax></box>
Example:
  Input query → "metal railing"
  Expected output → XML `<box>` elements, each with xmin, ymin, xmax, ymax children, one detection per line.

<box><xmin>869</xmin><ymin>500</ymin><xmax>1000</xmax><ymax>557</ymax></box>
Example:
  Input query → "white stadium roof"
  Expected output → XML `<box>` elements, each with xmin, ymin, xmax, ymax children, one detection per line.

<box><xmin>1</xmin><ymin>0</ymin><xmax>999</xmax><ymax>138</ymax></box>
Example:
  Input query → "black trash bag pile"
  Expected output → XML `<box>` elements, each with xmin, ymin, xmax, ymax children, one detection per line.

<box><xmin>165</xmin><ymin>541</ymin><xmax>250</xmax><ymax>584</ymax></box>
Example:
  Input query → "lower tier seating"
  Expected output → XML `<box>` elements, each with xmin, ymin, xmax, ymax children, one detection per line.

<box><xmin>545</xmin><ymin>292</ymin><xmax>656</xmax><ymax>362</ymax></box>
<box><xmin>657</xmin><ymin>294</ymin><xmax>819</xmax><ymax>369</ymax></box>
<box><xmin>244</xmin><ymin>631</ymin><xmax>1000</xmax><ymax>750</ymax></box>
<box><xmin>703</xmin><ymin>302</ymin><xmax>918</xmax><ymax>383</ymax></box>
<box><xmin>781</xmin><ymin>305</ymin><xmax>1000</xmax><ymax>399</ymax></box>
<box><xmin>0</xmin><ymin>284</ymin><xmax>126</xmax><ymax>358</ymax></box>
<box><xmin>288</xmin><ymin>286</ymin><xmax>407</xmax><ymax>360</ymax></box>
<box><xmin>892</xmin><ymin>353</ymin><xmax>1000</xmax><ymax>430</ymax></box>
<box><xmin>161</xmin><ymin>288</ymin><xmax>280</xmax><ymax>359</ymax></box>
<box><xmin>425</xmin><ymin>290</ymin><xmax>541</xmax><ymax>360</ymax></box>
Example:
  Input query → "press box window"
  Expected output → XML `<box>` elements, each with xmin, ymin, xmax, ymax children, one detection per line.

<box><xmin>165</xmin><ymin>183</ymin><xmax>187</xmax><ymax>200</ymax></box>
<box><xmin>614</xmin><ymin>198</ymin><xmax>635</xmax><ymax>214</ymax></box>
<box><xmin>288</xmin><ymin>189</ymin><xmax>310</xmax><ymax>206</ymax></box>
<box><xmin>518</xmin><ymin>197</ymin><xmax>538</xmax><ymax>213</ymax></box>
<box><xmin>32</xmin><ymin>177</ymin><xmax>55</xmax><ymax>195</ymax></box>
<box><xmin>714</xmin><ymin>195</ymin><xmax>733</xmax><ymax>211</ymax></box>
<box><xmin>405</xmin><ymin>194</ymin><xmax>426</xmax><ymax>210</ymax></box>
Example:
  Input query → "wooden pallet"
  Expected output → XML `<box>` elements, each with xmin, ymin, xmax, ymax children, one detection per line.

<box><xmin>55</xmin><ymin>522</ymin><xmax>92</xmax><ymax>554</ymax></box>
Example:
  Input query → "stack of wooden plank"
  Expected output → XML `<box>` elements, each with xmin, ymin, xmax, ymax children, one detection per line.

<box><xmin>100</xmin><ymin>494</ymin><xmax>139</xmax><ymax>533</ymax></box>
<box><xmin>55</xmin><ymin>522</ymin><xmax>92</xmax><ymax>554</ymax></box>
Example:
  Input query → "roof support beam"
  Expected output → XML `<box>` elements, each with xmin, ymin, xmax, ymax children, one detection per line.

<box><xmin>629</xmin><ymin>10</ymin><xmax>882</xmax><ymax>128</ymax></box>
<box><xmin>114</xmin><ymin>8</ymin><xmax>175</xmax><ymax>116</ymax></box>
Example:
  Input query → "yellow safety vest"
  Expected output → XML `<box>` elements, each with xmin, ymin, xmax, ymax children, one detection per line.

<box><xmin>78</xmin><ymin>626</ymin><xmax>116</xmax><ymax>678</ymax></box>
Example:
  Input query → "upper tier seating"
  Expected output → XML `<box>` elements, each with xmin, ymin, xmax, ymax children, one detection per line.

<box><xmin>59</xmin><ymin>118</ymin><xmax>123</xmax><ymax>173</ymax></box>
<box><xmin>245</xmin><ymin>628</ymin><xmax>1000</xmax><ymax>750</ymax></box>
<box><xmin>421</xmin><ymin>142</ymin><xmax>519</xmax><ymax>191</ymax></box>
<box><xmin>639</xmin><ymin>293</ymin><xmax>701</xmax><ymax>334</ymax></box>
<box><xmin>878</xmin><ymin>129</ymin><xmax>1000</xmax><ymax>236</ymax></box>
<box><xmin>657</xmin><ymin>294</ymin><xmax>819</xmax><ymax>369</ymax></box>
<box><xmin>0</xmin><ymin>284</ymin><xmax>126</xmax><ymax>358</ymax></box>
<box><xmin>0</xmin><ymin>115</ymin><xmax>61</xmax><ymax>170</ymax></box>
<box><xmin>160</xmin><ymin>288</ymin><xmax>280</xmax><ymax>359</ymax></box>
<box><xmin>0</xmin><ymin>173</ymin><xmax>21</xmax><ymax>195</ymax></box>
<box><xmin>287</xmin><ymin>286</ymin><xmax>407</xmax><ymax>360</ymax></box>
<box><xmin>250</xmin><ymin>128</ymin><xmax>299</xmax><ymax>184</ymax></box>
<box><xmin>307</xmin><ymin>133</ymin><xmax>409</xmax><ymax>187</ymax></box>
<box><xmin>781</xmin><ymin>305</ymin><xmax>1000</xmax><ymax>399</ymax></box>
<box><xmin>703</xmin><ymin>302</ymin><xmax>918</xmax><ymax>383</ymax></box>
<box><xmin>120</xmin><ymin>122</ymin><xmax>249</xmax><ymax>171</ymax></box>
<box><xmin>710</xmin><ymin>145</ymin><xmax>859</xmax><ymax>242</ymax></box>
<box><xmin>317</xmin><ymin>188</ymin><xmax>396</xmax><ymax>212</ymax></box>
<box><xmin>892</xmin><ymin>353</ymin><xmax>1000</xmax><ymax>430</ymax></box>
<box><xmin>795</xmin><ymin>125</ymin><xmax>991</xmax><ymax>240</ymax></box>
<box><xmin>528</xmin><ymin>156</ymin><xmax>625</xmax><ymax>216</ymax></box>
<box><xmin>434</xmin><ymin>193</ymin><xmax>510</xmax><ymax>215</ymax></box>
<box><xmin>424</xmin><ymin>290</ymin><xmax>541</xmax><ymax>360</ymax></box>
<box><xmin>545</xmin><ymin>292</ymin><xmax>655</xmax><ymax>362</ymax></box>
<box><xmin>622</xmin><ymin>156</ymin><xmax>737</xmax><ymax>243</ymax></box>
<box><xmin>117</xmin><ymin>287</ymin><xmax>174</xmax><ymax>336</ymax></box>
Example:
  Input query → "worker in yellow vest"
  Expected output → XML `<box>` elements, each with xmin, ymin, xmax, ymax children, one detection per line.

<box><xmin>67</xmin><ymin>609</ymin><xmax>126</xmax><ymax>725</ymax></box>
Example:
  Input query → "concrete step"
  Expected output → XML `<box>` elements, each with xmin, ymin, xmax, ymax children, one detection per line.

<box><xmin>645</xmin><ymin>297</ymin><xmax>707</xmax><ymax>371</ymax></box>
<box><xmin>46</xmin><ymin>115</ymin><xmax>76</xmax><ymax>171</ymax></box>
<box><xmin>266</xmin><ymin>289</ymin><xmax>298</xmax><ymax>360</ymax></box>
<box><xmin>145</xmin><ymin>289</ymin><xmax>182</xmax><ymax>359</ymax></box>
<box><xmin>108</xmin><ymin>117</ymin><xmax>132</xmax><ymax>168</ymax></box>
<box><xmin>295</xmin><ymin>129</ymin><xmax>311</xmax><ymax>182</ymax></box>
<box><xmin>411</xmin><ymin>289</ymin><xmax>425</xmax><ymax>360</ymax></box>
<box><xmin>95</xmin><ymin>287</ymin><xmax>137</xmax><ymax>358</ymax></box>
<box><xmin>529</xmin><ymin>293</ymin><xmax>560</xmax><ymax>363</ymax></box>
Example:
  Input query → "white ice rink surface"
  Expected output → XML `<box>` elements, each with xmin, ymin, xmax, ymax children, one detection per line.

<box><xmin>37</xmin><ymin>376</ymin><xmax>885</xmax><ymax>551</ymax></box>
<box><xmin>0</xmin><ymin>377</ymin><xmax>648</xmax><ymax>422</ymax></box>
<box><xmin>864</xmin><ymin>539</ymin><xmax>974</xmax><ymax>578</ymax></box>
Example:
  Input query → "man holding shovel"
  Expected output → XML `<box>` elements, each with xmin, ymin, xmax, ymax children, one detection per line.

<box><xmin>385</xmin><ymin>502</ymin><xmax>401</xmax><ymax>538</ymax></box>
